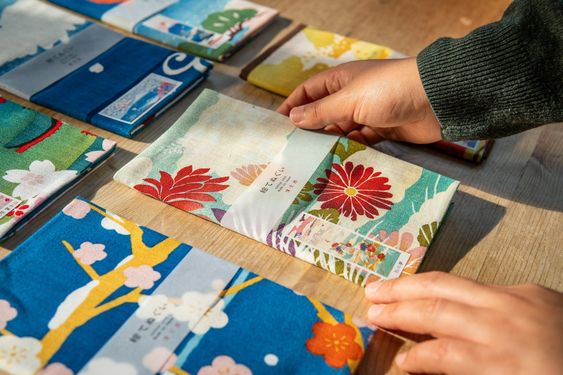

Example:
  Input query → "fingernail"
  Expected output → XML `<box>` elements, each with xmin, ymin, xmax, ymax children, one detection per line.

<box><xmin>365</xmin><ymin>280</ymin><xmax>382</xmax><ymax>297</ymax></box>
<box><xmin>289</xmin><ymin>106</ymin><xmax>305</xmax><ymax>124</ymax></box>
<box><xmin>395</xmin><ymin>352</ymin><xmax>407</xmax><ymax>366</ymax></box>
<box><xmin>367</xmin><ymin>304</ymin><xmax>384</xmax><ymax>320</ymax></box>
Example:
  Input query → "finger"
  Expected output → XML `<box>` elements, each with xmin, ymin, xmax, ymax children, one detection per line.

<box><xmin>396</xmin><ymin>338</ymin><xmax>491</xmax><ymax>375</ymax></box>
<box><xmin>277</xmin><ymin>67</ymin><xmax>348</xmax><ymax>115</ymax></box>
<box><xmin>288</xmin><ymin>90</ymin><xmax>356</xmax><ymax>129</ymax></box>
<box><xmin>365</xmin><ymin>271</ymin><xmax>502</xmax><ymax>308</ymax></box>
<box><xmin>367</xmin><ymin>299</ymin><xmax>495</xmax><ymax>342</ymax></box>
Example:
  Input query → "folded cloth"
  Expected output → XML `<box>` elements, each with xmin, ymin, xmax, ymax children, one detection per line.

<box><xmin>0</xmin><ymin>197</ymin><xmax>374</xmax><ymax>374</ymax></box>
<box><xmin>115</xmin><ymin>89</ymin><xmax>460</xmax><ymax>286</ymax></box>
<box><xmin>240</xmin><ymin>24</ymin><xmax>494</xmax><ymax>162</ymax></box>
<box><xmin>0</xmin><ymin>0</ymin><xmax>212</xmax><ymax>137</ymax></box>
<box><xmin>0</xmin><ymin>97</ymin><xmax>115</xmax><ymax>241</ymax></box>
<box><xmin>47</xmin><ymin>0</ymin><xmax>279</xmax><ymax>61</ymax></box>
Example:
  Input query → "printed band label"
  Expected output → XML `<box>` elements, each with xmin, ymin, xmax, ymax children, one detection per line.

<box><xmin>102</xmin><ymin>0</ymin><xmax>178</xmax><ymax>32</ymax></box>
<box><xmin>98</xmin><ymin>73</ymin><xmax>182</xmax><ymax>125</ymax></box>
<box><xmin>0</xmin><ymin>25</ymin><xmax>124</xmax><ymax>100</ymax></box>
<box><xmin>0</xmin><ymin>193</ymin><xmax>21</xmax><ymax>219</ymax></box>
<box><xmin>81</xmin><ymin>247</ymin><xmax>240</xmax><ymax>375</ymax></box>
<box><xmin>220</xmin><ymin>128</ymin><xmax>339</xmax><ymax>243</ymax></box>
<box><xmin>285</xmin><ymin>213</ymin><xmax>410</xmax><ymax>279</ymax></box>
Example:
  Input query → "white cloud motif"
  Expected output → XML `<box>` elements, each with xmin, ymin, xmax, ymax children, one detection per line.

<box><xmin>3</xmin><ymin>160</ymin><xmax>77</xmax><ymax>200</ymax></box>
<box><xmin>48</xmin><ymin>280</ymin><xmax>100</xmax><ymax>330</ymax></box>
<box><xmin>81</xmin><ymin>358</ymin><xmax>137</xmax><ymax>375</ymax></box>
<box><xmin>0</xmin><ymin>0</ymin><xmax>85</xmax><ymax>66</ymax></box>
<box><xmin>101</xmin><ymin>212</ymin><xmax>129</xmax><ymax>235</ymax></box>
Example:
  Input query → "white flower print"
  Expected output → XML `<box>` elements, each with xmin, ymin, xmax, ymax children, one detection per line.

<box><xmin>173</xmin><ymin>292</ymin><xmax>228</xmax><ymax>335</ymax></box>
<box><xmin>3</xmin><ymin>160</ymin><xmax>76</xmax><ymax>200</ymax></box>
<box><xmin>0</xmin><ymin>336</ymin><xmax>42</xmax><ymax>375</ymax></box>
<box><xmin>84</xmin><ymin>139</ymin><xmax>115</xmax><ymax>163</ymax></box>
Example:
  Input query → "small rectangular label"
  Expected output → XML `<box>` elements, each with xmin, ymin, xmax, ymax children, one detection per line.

<box><xmin>98</xmin><ymin>73</ymin><xmax>181</xmax><ymax>125</ymax></box>
<box><xmin>0</xmin><ymin>193</ymin><xmax>21</xmax><ymax>219</ymax></box>
<box><xmin>285</xmin><ymin>213</ymin><xmax>410</xmax><ymax>279</ymax></box>
<box><xmin>142</xmin><ymin>15</ymin><xmax>231</xmax><ymax>50</ymax></box>
<box><xmin>102</xmin><ymin>0</ymin><xmax>178</xmax><ymax>31</ymax></box>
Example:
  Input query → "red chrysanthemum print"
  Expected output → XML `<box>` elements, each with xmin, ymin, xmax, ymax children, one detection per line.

<box><xmin>314</xmin><ymin>162</ymin><xmax>393</xmax><ymax>220</ymax></box>
<box><xmin>134</xmin><ymin>166</ymin><xmax>229</xmax><ymax>212</ymax></box>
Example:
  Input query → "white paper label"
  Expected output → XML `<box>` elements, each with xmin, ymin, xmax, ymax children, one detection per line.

<box><xmin>220</xmin><ymin>128</ymin><xmax>338</xmax><ymax>243</ymax></box>
<box><xmin>0</xmin><ymin>25</ymin><xmax>124</xmax><ymax>100</ymax></box>
<box><xmin>0</xmin><ymin>193</ymin><xmax>21</xmax><ymax>219</ymax></box>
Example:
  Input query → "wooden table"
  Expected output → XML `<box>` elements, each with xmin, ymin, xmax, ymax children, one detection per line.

<box><xmin>1</xmin><ymin>0</ymin><xmax>561</xmax><ymax>374</ymax></box>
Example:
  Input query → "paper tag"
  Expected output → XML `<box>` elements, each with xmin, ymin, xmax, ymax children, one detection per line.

<box><xmin>81</xmin><ymin>248</ymin><xmax>240</xmax><ymax>375</ymax></box>
<box><xmin>285</xmin><ymin>213</ymin><xmax>410</xmax><ymax>279</ymax></box>
<box><xmin>98</xmin><ymin>73</ymin><xmax>182</xmax><ymax>125</ymax></box>
<box><xmin>0</xmin><ymin>193</ymin><xmax>21</xmax><ymax>219</ymax></box>
<box><xmin>141</xmin><ymin>15</ymin><xmax>231</xmax><ymax>50</ymax></box>
<box><xmin>221</xmin><ymin>129</ymin><xmax>338</xmax><ymax>242</ymax></box>
<box><xmin>0</xmin><ymin>25</ymin><xmax>124</xmax><ymax>100</ymax></box>
<box><xmin>102</xmin><ymin>0</ymin><xmax>178</xmax><ymax>31</ymax></box>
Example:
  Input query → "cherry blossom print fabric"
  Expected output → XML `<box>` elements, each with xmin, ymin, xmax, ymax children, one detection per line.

<box><xmin>0</xmin><ymin>98</ymin><xmax>115</xmax><ymax>241</ymax></box>
<box><xmin>0</xmin><ymin>197</ymin><xmax>373</xmax><ymax>374</ymax></box>
<box><xmin>114</xmin><ymin>90</ymin><xmax>460</xmax><ymax>286</ymax></box>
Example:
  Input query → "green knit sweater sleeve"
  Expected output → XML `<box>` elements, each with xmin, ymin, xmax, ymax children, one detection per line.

<box><xmin>417</xmin><ymin>0</ymin><xmax>563</xmax><ymax>141</ymax></box>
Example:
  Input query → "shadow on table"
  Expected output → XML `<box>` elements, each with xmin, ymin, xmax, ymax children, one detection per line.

<box><xmin>358</xmin><ymin>329</ymin><xmax>405</xmax><ymax>375</ymax></box>
<box><xmin>374</xmin><ymin>123</ymin><xmax>563</xmax><ymax>212</ymax></box>
<box><xmin>419</xmin><ymin>190</ymin><xmax>506</xmax><ymax>273</ymax></box>
<box><xmin>225</xmin><ymin>16</ymin><xmax>294</xmax><ymax>69</ymax></box>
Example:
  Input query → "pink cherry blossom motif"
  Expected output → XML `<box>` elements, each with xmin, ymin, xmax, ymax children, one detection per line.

<box><xmin>198</xmin><ymin>356</ymin><xmax>252</xmax><ymax>375</ymax></box>
<box><xmin>0</xmin><ymin>300</ymin><xmax>17</xmax><ymax>329</ymax></box>
<box><xmin>123</xmin><ymin>265</ymin><xmax>161</xmax><ymax>290</ymax></box>
<box><xmin>73</xmin><ymin>242</ymin><xmax>107</xmax><ymax>265</ymax></box>
<box><xmin>142</xmin><ymin>347</ymin><xmax>177</xmax><ymax>373</ymax></box>
<box><xmin>62</xmin><ymin>199</ymin><xmax>91</xmax><ymax>220</ymax></box>
<box><xmin>39</xmin><ymin>362</ymin><xmax>74</xmax><ymax>375</ymax></box>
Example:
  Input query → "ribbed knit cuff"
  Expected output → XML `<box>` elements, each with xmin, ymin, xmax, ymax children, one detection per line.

<box><xmin>416</xmin><ymin>8</ymin><xmax>551</xmax><ymax>141</ymax></box>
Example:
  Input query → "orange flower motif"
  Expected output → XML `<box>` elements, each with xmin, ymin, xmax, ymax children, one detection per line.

<box><xmin>306</xmin><ymin>322</ymin><xmax>362</xmax><ymax>368</ymax></box>
<box><xmin>231</xmin><ymin>164</ymin><xmax>267</xmax><ymax>186</ymax></box>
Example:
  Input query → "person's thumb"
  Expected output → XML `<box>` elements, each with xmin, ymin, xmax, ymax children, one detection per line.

<box><xmin>288</xmin><ymin>91</ymin><xmax>354</xmax><ymax>129</ymax></box>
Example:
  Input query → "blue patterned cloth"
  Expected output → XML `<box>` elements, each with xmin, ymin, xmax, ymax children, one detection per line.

<box><xmin>0</xmin><ymin>197</ymin><xmax>373</xmax><ymax>374</ymax></box>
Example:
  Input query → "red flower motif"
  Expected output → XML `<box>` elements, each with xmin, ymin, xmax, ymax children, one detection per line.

<box><xmin>314</xmin><ymin>162</ymin><xmax>393</xmax><ymax>220</ymax></box>
<box><xmin>6</xmin><ymin>204</ymin><xmax>30</xmax><ymax>217</ymax></box>
<box><xmin>134</xmin><ymin>166</ymin><xmax>229</xmax><ymax>212</ymax></box>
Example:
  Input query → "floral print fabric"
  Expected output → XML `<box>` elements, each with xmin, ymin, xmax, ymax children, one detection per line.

<box><xmin>0</xmin><ymin>197</ymin><xmax>373</xmax><ymax>374</ymax></box>
<box><xmin>47</xmin><ymin>0</ymin><xmax>279</xmax><ymax>61</ymax></box>
<box><xmin>0</xmin><ymin>97</ymin><xmax>115</xmax><ymax>241</ymax></box>
<box><xmin>115</xmin><ymin>90</ymin><xmax>459</xmax><ymax>286</ymax></box>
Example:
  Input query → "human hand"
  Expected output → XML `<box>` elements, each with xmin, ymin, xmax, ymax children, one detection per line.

<box><xmin>277</xmin><ymin>58</ymin><xmax>443</xmax><ymax>145</ymax></box>
<box><xmin>364</xmin><ymin>271</ymin><xmax>563</xmax><ymax>374</ymax></box>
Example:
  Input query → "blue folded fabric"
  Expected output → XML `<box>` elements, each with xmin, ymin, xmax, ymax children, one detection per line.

<box><xmin>0</xmin><ymin>1</ymin><xmax>212</xmax><ymax>138</ymax></box>
<box><xmin>0</xmin><ymin>197</ymin><xmax>373</xmax><ymax>374</ymax></box>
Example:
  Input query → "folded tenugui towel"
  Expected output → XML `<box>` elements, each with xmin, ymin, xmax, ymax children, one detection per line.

<box><xmin>0</xmin><ymin>197</ymin><xmax>374</xmax><ymax>374</ymax></box>
<box><xmin>0</xmin><ymin>97</ymin><xmax>115</xmax><ymax>241</ymax></box>
<box><xmin>47</xmin><ymin>0</ymin><xmax>279</xmax><ymax>61</ymax></box>
<box><xmin>115</xmin><ymin>89</ymin><xmax>460</xmax><ymax>286</ymax></box>
<box><xmin>0</xmin><ymin>0</ymin><xmax>212</xmax><ymax>137</ymax></box>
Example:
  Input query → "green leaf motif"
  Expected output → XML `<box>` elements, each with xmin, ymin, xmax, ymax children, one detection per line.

<box><xmin>292</xmin><ymin>181</ymin><xmax>314</xmax><ymax>205</ymax></box>
<box><xmin>0</xmin><ymin>215</ymin><xmax>13</xmax><ymax>225</ymax></box>
<box><xmin>334</xmin><ymin>139</ymin><xmax>367</xmax><ymax>162</ymax></box>
<box><xmin>417</xmin><ymin>221</ymin><xmax>439</xmax><ymax>247</ymax></box>
<box><xmin>334</xmin><ymin>258</ymin><xmax>345</xmax><ymax>275</ymax></box>
<box><xmin>308</xmin><ymin>208</ymin><xmax>340</xmax><ymax>224</ymax></box>
<box><xmin>202</xmin><ymin>9</ymin><xmax>258</xmax><ymax>34</ymax></box>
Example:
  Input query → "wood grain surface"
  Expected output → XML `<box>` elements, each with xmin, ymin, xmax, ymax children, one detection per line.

<box><xmin>1</xmin><ymin>1</ymin><xmax>561</xmax><ymax>374</ymax></box>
